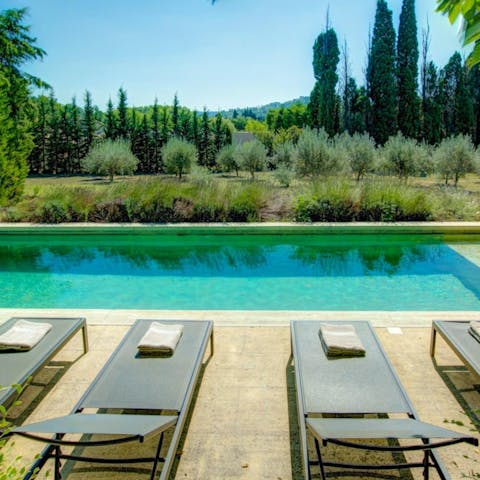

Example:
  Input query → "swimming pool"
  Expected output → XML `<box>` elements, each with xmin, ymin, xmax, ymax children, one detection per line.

<box><xmin>1</xmin><ymin>233</ymin><xmax>480</xmax><ymax>310</ymax></box>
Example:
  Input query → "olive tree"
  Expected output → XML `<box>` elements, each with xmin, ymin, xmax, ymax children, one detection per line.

<box><xmin>216</xmin><ymin>144</ymin><xmax>239</xmax><ymax>176</ymax></box>
<box><xmin>234</xmin><ymin>140</ymin><xmax>267</xmax><ymax>179</ymax></box>
<box><xmin>82</xmin><ymin>139</ymin><xmax>138</xmax><ymax>182</ymax></box>
<box><xmin>344</xmin><ymin>133</ymin><xmax>377</xmax><ymax>181</ymax></box>
<box><xmin>434</xmin><ymin>134</ymin><xmax>478</xmax><ymax>186</ymax></box>
<box><xmin>295</xmin><ymin>128</ymin><xmax>336</xmax><ymax>178</ymax></box>
<box><xmin>382</xmin><ymin>133</ymin><xmax>420</xmax><ymax>181</ymax></box>
<box><xmin>162</xmin><ymin>137</ymin><xmax>197</xmax><ymax>179</ymax></box>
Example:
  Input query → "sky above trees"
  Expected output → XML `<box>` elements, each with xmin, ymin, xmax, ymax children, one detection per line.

<box><xmin>4</xmin><ymin>0</ymin><xmax>465</xmax><ymax>110</ymax></box>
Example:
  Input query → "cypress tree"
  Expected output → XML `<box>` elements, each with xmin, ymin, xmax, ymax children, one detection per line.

<box><xmin>105</xmin><ymin>98</ymin><xmax>116</xmax><ymax>140</ymax></box>
<box><xmin>198</xmin><ymin>107</ymin><xmax>211</xmax><ymax>167</ymax></box>
<box><xmin>172</xmin><ymin>93</ymin><xmax>179</xmax><ymax>136</ymax></box>
<box><xmin>46</xmin><ymin>92</ymin><xmax>60</xmax><ymax>174</ymax></box>
<box><xmin>59</xmin><ymin>104</ymin><xmax>71</xmax><ymax>174</ymax></box>
<box><xmin>422</xmin><ymin>61</ymin><xmax>442</xmax><ymax>144</ymax></box>
<box><xmin>367</xmin><ymin>0</ymin><xmax>397</xmax><ymax>144</ymax></box>
<box><xmin>308</xmin><ymin>27</ymin><xmax>340</xmax><ymax>135</ymax></box>
<box><xmin>397</xmin><ymin>0</ymin><xmax>419</xmax><ymax>138</ymax></box>
<box><xmin>29</xmin><ymin>95</ymin><xmax>49</xmax><ymax>173</ymax></box>
<box><xmin>151</xmin><ymin>98</ymin><xmax>161</xmax><ymax>172</ymax></box>
<box><xmin>213</xmin><ymin>113</ymin><xmax>224</xmax><ymax>154</ymax></box>
<box><xmin>441</xmin><ymin>52</ymin><xmax>474</xmax><ymax>137</ymax></box>
<box><xmin>190</xmin><ymin>110</ymin><xmax>199</xmax><ymax>150</ymax></box>
<box><xmin>70</xmin><ymin>97</ymin><xmax>82</xmax><ymax>172</ymax></box>
<box><xmin>468</xmin><ymin>65</ymin><xmax>480</xmax><ymax>144</ymax></box>
<box><xmin>83</xmin><ymin>90</ymin><xmax>95</xmax><ymax>154</ymax></box>
<box><xmin>117</xmin><ymin>87</ymin><xmax>128</xmax><ymax>139</ymax></box>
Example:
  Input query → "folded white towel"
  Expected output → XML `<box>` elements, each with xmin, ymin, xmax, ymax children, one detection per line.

<box><xmin>137</xmin><ymin>322</ymin><xmax>184</xmax><ymax>355</ymax></box>
<box><xmin>319</xmin><ymin>323</ymin><xmax>366</xmax><ymax>357</ymax></box>
<box><xmin>0</xmin><ymin>319</ymin><xmax>52</xmax><ymax>351</ymax></box>
<box><xmin>468</xmin><ymin>321</ymin><xmax>480</xmax><ymax>343</ymax></box>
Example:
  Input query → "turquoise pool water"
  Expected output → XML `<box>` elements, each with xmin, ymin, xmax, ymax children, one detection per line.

<box><xmin>1</xmin><ymin>234</ymin><xmax>480</xmax><ymax>310</ymax></box>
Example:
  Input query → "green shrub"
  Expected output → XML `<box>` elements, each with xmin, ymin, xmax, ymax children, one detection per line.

<box><xmin>273</xmin><ymin>142</ymin><xmax>295</xmax><ymax>169</ymax></box>
<box><xmin>274</xmin><ymin>164</ymin><xmax>295</xmax><ymax>188</ymax></box>
<box><xmin>342</xmin><ymin>132</ymin><xmax>377</xmax><ymax>181</ymax></box>
<box><xmin>226</xmin><ymin>184</ymin><xmax>266</xmax><ymax>221</ymax></box>
<box><xmin>434</xmin><ymin>134</ymin><xmax>478</xmax><ymax>186</ymax></box>
<box><xmin>234</xmin><ymin>140</ymin><xmax>267</xmax><ymax>179</ymax></box>
<box><xmin>295</xmin><ymin>128</ymin><xmax>337</xmax><ymax>178</ymax></box>
<box><xmin>82</xmin><ymin>139</ymin><xmax>138</xmax><ymax>182</ymax></box>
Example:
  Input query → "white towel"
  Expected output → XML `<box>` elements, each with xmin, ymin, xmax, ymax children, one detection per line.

<box><xmin>319</xmin><ymin>323</ymin><xmax>366</xmax><ymax>357</ymax></box>
<box><xmin>137</xmin><ymin>322</ymin><xmax>184</xmax><ymax>355</ymax></box>
<box><xmin>0</xmin><ymin>319</ymin><xmax>52</xmax><ymax>351</ymax></box>
<box><xmin>468</xmin><ymin>321</ymin><xmax>480</xmax><ymax>343</ymax></box>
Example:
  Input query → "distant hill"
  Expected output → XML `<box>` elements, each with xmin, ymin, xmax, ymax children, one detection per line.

<box><xmin>210</xmin><ymin>96</ymin><xmax>309</xmax><ymax>121</ymax></box>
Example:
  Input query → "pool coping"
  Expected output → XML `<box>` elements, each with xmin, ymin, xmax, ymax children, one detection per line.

<box><xmin>1</xmin><ymin>221</ymin><xmax>480</xmax><ymax>235</ymax></box>
<box><xmin>1</xmin><ymin>309</ymin><xmax>479</xmax><ymax>328</ymax></box>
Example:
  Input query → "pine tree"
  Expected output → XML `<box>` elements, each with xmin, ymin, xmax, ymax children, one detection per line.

<box><xmin>172</xmin><ymin>93</ymin><xmax>179</xmax><ymax>136</ymax></box>
<box><xmin>117</xmin><ymin>87</ymin><xmax>128</xmax><ymax>139</ymax></box>
<box><xmin>308</xmin><ymin>27</ymin><xmax>340</xmax><ymax>135</ymax></box>
<box><xmin>367</xmin><ymin>0</ymin><xmax>397</xmax><ymax>144</ymax></box>
<box><xmin>397</xmin><ymin>0</ymin><xmax>420</xmax><ymax>138</ymax></box>
<box><xmin>59</xmin><ymin>104</ymin><xmax>71</xmax><ymax>174</ymax></box>
<box><xmin>190</xmin><ymin>110</ymin><xmax>199</xmax><ymax>149</ymax></box>
<box><xmin>83</xmin><ymin>90</ymin><xmax>95</xmax><ymax>154</ymax></box>
<box><xmin>29</xmin><ymin>95</ymin><xmax>49</xmax><ymax>173</ymax></box>
<box><xmin>105</xmin><ymin>98</ymin><xmax>116</xmax><ymax>140</ymax></box>
<box><xmin>129</xmin><ymin>107</ymin><xmax>139</xmax><ymax>168</ymax></box>
<box><xmin>178</xmin><ymin>109</ymin><xmax>191</xmax><ymax>139</ymax></box>
<box><xmin>468</xmin><ymin>65</ymin><xmax>480</xmax><ymax>144</ymax></box>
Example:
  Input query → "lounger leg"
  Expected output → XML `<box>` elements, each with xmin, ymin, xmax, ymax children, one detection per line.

<box><xmin>54</xmin><ymin>445</ymin><xmax>62</xmax><ymax>480</ymax></box>
<box><xmin>314</xmin><ymin>438</ymin><xmax>327</xmax><ymax>480</ymax></box>
<box><xmin>82</xmin><ymin>325</ymin><xmax>89</xmax><ymax>354</ymax></box>
<box><xmin>150</xmin><ymin>432</ymin><xmax>165</xmax><ymax>480</ymax></box>
<box><xmin>210</xmin><ymin>330</ymin><xmax>214</xmax><ymax>357</ymax></box>
<box><xmin>430</xmin><ymin>328</ymin><xmax>436</xmax><ymax>358</ymax></box>
<box><xmin>422</xmin><ymin>441</ymin><xmax>430</xmax><ymax>480</ymax></box>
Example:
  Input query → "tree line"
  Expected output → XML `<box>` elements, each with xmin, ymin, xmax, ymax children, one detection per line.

<box><xmin>307</xmin><ymin>0</ymin><xmax>480</xmax><ymax>146</ymax></box>
<box><xmin>27</xmin><ymin>90</ymin><xmax>233</xmax><ymax>175</ymax></box>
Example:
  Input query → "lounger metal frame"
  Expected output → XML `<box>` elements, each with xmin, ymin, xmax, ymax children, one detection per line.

<box><xmin>0</xmin><ymin>317</ymin><xmax>88</xmax><ymax>408</ymax></box>
<box><xmin>291</xmin><ymin>320</ymin><xmax>478</xmax><ymax>480</ymax></box>
<box><xmin>16</xmin><ymin>319</ymin><xmax>213</xmax><ymax>480</ymax></box>
<box><xmin>430</xmin><ymin>320</ymin><xmax>480</xmax><ymax>382</ymax></box>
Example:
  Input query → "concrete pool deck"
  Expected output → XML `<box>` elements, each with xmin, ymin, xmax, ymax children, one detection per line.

<box><xmin>2</xmin><ymin>314</ymin><xmax>480</xmax><ymax>480</ymax></box>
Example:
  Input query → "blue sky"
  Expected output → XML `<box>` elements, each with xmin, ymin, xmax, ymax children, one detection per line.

<box><xmin>4</xmin><ymin>0</ymin><xmax>466</xmax><ymax>111</ymax></box>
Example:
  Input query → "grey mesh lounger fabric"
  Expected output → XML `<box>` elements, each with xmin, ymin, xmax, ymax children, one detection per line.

<box><xmin>12</xmin><ymin>319</ymin><xmax>214</xmax><ymax>480</ymax></box>
<box><xmin>430</xmin><ymin>320</ymin><xmax>480</xmax><ymax>381</ymax></box>
<box><xmin>0</xmin><ymin>317</ymin><xmax>88</xmax><ymax>408</ymax></box>
<box><xmin>291</xmin><ymin>320</ymin><xmax>478</xmax><ymax>480</ymax></box>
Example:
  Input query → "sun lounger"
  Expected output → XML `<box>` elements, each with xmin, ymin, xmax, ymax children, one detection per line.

<box><xmin>0</xmin><ymin>317</ymin><xmax>88</xmax><ymax>409</ymax></box>
<box><xmin>291</xmin><ymin>320</ymin><xmax>478</xmax><ymax>480</ymax></box>
<box><xmin>11</xmin><ymin>319</ymin><xmax>213</xmax><ymax>480</ymax></box>
<box><xmin>430</xmin><ymin>320</ymin><xmax>480</xmax><ymax>382</ymax></box>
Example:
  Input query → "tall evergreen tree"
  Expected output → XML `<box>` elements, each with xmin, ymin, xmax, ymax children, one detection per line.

<box><xmin>199</xmin><ymin>107</ymin><xmax>212</xmax><ymax>167</ymax></box>
<box><xmin>83</xmin><ymin>90</ymin><xmax>95</xmax><ymax>155</ymax></box>
<box><xmin>0</xmin><ymin>8</ymin><xmax>46</xmax><ymax>203</ymax></box>
<box><xmin>117</xmin><ymin>87</ymin><xmax>128</xmax><ymax>139</ymax></box>
<box><xmin>190</xmin><ymin>110</ymin><xmax>199</xmax><ymax>149</ymax></box>
<box><xmin>213</xmin><ymin>113</ymin><xmax>224</xmax><ymax>155</ymax></box>
<box><xmin>29</xmin><ymin>95</ymin><xmax>48</xmax><ymax>173</ymax></box>
<box><xmin>308</xmin><ymin>27</ymin><xmax>340</xmax><ymax>135</ymax></box>
<box><xmin>172</xmin><ymin>93</ymin><xmax>179</xmax><ymax>136</ymax></box>
<box><xmin>440</xmin><ymin>52</ymin><xmax>474</xmax><ymax>137</ymax></box>
<box><xmin>468</xmin><ymin>65</ymin><xmax>480</xmax><ymax>144</ymax></box>
<box><xmin>397</xmin><ymin>0</ymin><xmax>419</xmax><ymax>138</ymax></box>
<box><xmin>151</xmin><ymin>98</ymin><xmax>161</xmax><ymax>172</ymax></box>
<box><xmin>105</xmin><ymin>98</ymin><xmax>116</xmax><ymax>139</ymax></box>
<box><xmin>367</xmin><ymin>0</ymin><xmax>397</xmax><ymax>144</ymax></box>
<box><xmin>46</xmin><ymin>92</ymin><xmax>59</xmax><ymax>173</ymax></box>
<box><xmin>70</xmin><ymin>96</ymin><xmax>82</xmax><ymax>172</ymax></box>
<box><xmin>422</xmin><ymin>61</ymin><xmax>442</xmax><ymax>144</ymax></box>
